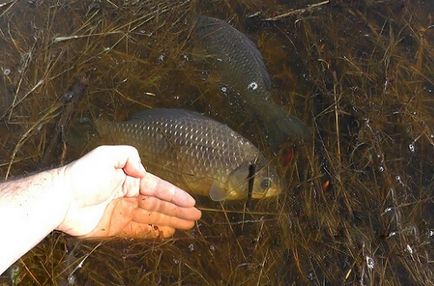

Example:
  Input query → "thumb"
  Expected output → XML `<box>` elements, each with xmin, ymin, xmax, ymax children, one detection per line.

<box><xmin>104</xmin><ymin>145</ymin><xmax>146</xmax><ymax>178</ymax></box>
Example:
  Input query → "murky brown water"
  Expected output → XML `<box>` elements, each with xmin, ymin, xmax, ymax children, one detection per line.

<box><xmin>0</xmin><ymin>0</ymin><xmax>433</xmax><ymax>285</ymax></box>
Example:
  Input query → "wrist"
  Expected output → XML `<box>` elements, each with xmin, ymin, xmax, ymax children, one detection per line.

<box><xmin>54</xmin><ymin>166</ymin><xmax>73</xmax><ymax>220</ymax></box>
<box><xmin>5</xmin><ymin>166</ymin><xmax>72</xmax><ymax>229</ymax></box>
<box><xmin>50</xmin><ymin>165</ymin><xmax>75</xmax><ymax>231</ymax></box>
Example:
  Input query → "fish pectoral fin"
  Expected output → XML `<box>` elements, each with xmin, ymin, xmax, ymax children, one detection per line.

<box><xmin>227</xmin><ymin>163</ymin><xmax>250</xmax><ymax>192</ymax></box>
<box><xmin>209</xmin><ymin>182</ymin><xmax>227</xmax><ymax>201</ymax></box>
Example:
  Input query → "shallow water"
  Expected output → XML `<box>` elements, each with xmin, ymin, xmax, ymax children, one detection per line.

<box><xmin>0</xmin><ymin>0</ymin><xmax>433</xmax><ymax>285</ymax></box>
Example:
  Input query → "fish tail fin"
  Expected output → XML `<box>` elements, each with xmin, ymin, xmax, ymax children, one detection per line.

<box><xmin>259</xmin><ymin>105</ymin><xmax>310</xmax><ymax>152</ymax></box>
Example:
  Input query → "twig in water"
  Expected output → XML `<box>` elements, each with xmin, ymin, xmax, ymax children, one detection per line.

<box><xmin>219</xmin><ymin>202</ymin><xmax>247</xmax><ymax>261</ymax></box>
<box><xmin>264</xmin><ymin>0</ymin><xmax>330</xmax><ymax>21</ymax></box>
<box><xmin>5</xmin><ymin>105</ymin><xmax>60</xmax><ymax>179</ymax></box>
<box><xmin>242</xmin><ymin>163</ymin><xmax>256</xmax><ymax>231</ymax></box>
<box><xmin>67</xmin><ymin>242</ymin><xmax>103</xmax><ymax>280</ymax></box>
<box><xmin>198</xmin><ymin>207</ymin><xmax>278</xmax><ymax>216</ymax></box>
<box><xmin>52</xmin><ymin>31</ymin><xmax>123</xmax><ymax>44</ymax></box>
<box><xmin>40</xmin><ymin>76</ymin><xmax>88</xmax><ymax>167</ymax></box>
<box><xmin>256</xmin><ymin>249</ymin><xmax>269</xmax><ymax>286</ymax></box>
<box><xmin>0</xmin><ymin>0</ymin><xmax>16</xmax><ymax>17</ymax></box>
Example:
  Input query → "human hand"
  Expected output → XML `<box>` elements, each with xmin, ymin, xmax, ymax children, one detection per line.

<box><xmin>56</xmin><ymin>145</ymin><xmax>201</xmax><ymax>237</ymax></box>
<box><xmin>83</xmin><ymin>194</ymin><xmax>201</xmax><ymax>239</ymax></box>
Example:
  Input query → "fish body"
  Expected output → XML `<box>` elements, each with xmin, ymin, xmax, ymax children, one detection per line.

<box><xmin>95</xmin><ymin>108</ymin><xmax>281</xmax><ymax>201</ymax></box>
<box><xmin>193</xmin><ymin>16</ymin><xmax>309</xmax><ymax>150</ymax></box>
<box><xmin>194</xmin><ymin>15</ymin><xmax>271</xmax><ymax>100</ymax></box>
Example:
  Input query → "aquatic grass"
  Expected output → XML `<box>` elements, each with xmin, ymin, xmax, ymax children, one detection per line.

<box><xmin>0</xmin><ymin>0</ymin><xmax>432</xmax><ymax>285</ymax></box>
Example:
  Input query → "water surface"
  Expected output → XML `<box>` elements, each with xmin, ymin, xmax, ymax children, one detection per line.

<box><xmin>0</xmin><ymin>1</ymin><xmax>433</xmax><ymax>285</ymax></box>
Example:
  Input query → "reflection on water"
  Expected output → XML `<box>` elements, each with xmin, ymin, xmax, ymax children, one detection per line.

<box><xmin>0</xmin><ymin>0</ymin><xmax>433</xmax><ymax>285</ymax></box>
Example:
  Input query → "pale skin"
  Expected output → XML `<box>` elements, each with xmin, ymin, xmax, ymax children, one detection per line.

<box><xmin>0</xmin><ymin>145</ymin><xmax>202</xmax><ymax>274</ymax></box>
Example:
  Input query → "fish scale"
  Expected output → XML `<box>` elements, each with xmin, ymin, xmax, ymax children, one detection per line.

<box><xmin>194</xmin><ymin>16</ymin><xmax>272</xmax><ymax>100</ymax></box>
<box><xmin>95</xmin><ymin>108</ymin><xmax>281</xmax><ymax>201</ymax></box>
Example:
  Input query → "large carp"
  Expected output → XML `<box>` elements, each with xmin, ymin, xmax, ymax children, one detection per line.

<box><xmin>95</xmin><ymin>108</ymin><xmax>281</xmax><ymax>201</ymax></box>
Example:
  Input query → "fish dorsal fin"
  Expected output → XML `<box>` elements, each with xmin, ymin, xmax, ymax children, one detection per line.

<box><xmin>128</xmin><ymin>108</ymin><xmax>207</xmax><ymax>122</ymax></box>
<box><xmin>209</xmin><ymin>182</ymin><xmax>227</xmax><ymax>201</ymax></box>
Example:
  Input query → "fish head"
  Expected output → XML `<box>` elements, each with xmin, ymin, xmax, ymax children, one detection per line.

<box><xmin>225</xmin><ymin>161</ymin><xmax>281</xmax><ymax>200</ymax></box>
<box><xmin>250</xmin><ymin>164</ymin><xmax>282</xmax><ymax>199</ymax></box>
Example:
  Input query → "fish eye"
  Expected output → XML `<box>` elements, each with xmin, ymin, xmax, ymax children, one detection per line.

<box><xmin>260</xmin><ymin>177</ymin><xmax>272</xmax><ymax>191</ymax></box>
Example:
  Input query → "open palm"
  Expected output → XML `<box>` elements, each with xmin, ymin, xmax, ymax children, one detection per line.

<box><xmin>56</xmin><ymin>145</ymin><xmax>201</xmax><ymax>237</ymax></box>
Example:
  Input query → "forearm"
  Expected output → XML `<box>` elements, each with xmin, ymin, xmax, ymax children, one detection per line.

<box><xmin>0</xmin><ymin>167</ymin><xmax>70</xmax><ymax>274</ymax></box>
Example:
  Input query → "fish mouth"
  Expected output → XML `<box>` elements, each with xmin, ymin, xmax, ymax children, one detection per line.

<box><xmin>225</xmin><ymin>190</ymin><xmax>248</xmax><ymax>200</ymax></box>
<box><xmin>250</xmin><ymin>186</ymin><xmax>281</xmax><ymax>200</ymax></box>
<box><xmin>265</xmin><ymin>186</ymin><xmax>282</xmax><ymax>198</ymax></box>
<box><xmin>225</xmin><ymin>185</ymin><xmax>281</xmax><ymax>200</ymax></box>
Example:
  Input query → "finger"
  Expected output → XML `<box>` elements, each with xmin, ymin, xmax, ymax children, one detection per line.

<box><xmin>97</xmin><ymin>145</ymin><xmax>146</xmax><ymax>178</ymax></box>
<box><xmin>140</xmin><ymin>172</ymin><xmax>196</xmax><ymax>207</ymax></box>
<box><xmin>119</xmin><ymin>223</ymin><xmax>175</xmax><ymax>239</ymax></box>
<box><xmin>132</xmin><ymin>208</ymin><xmax>197</xmax><ymax>230</ymax></box>
<box><xmin>121</xmin><ymin>176</ymin><xmax>141</xmax><ymax>197</ymax></box>
<box><xmin>138</xmin><ymin>195</ymin><xmax>202</xmax><ymax>221</ymax></box>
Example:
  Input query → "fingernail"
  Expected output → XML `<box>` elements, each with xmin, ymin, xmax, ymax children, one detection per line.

<box><xmin>186</xmin><ymin>194</ymin><xmax>196</xmax><ymax>206</ymax></box>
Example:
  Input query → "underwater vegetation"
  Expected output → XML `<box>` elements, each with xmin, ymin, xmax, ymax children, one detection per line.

<box><xmin>0</xmin><ymin>0</ymin><xmax>432</xmax><ymax>285</ymax></box>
